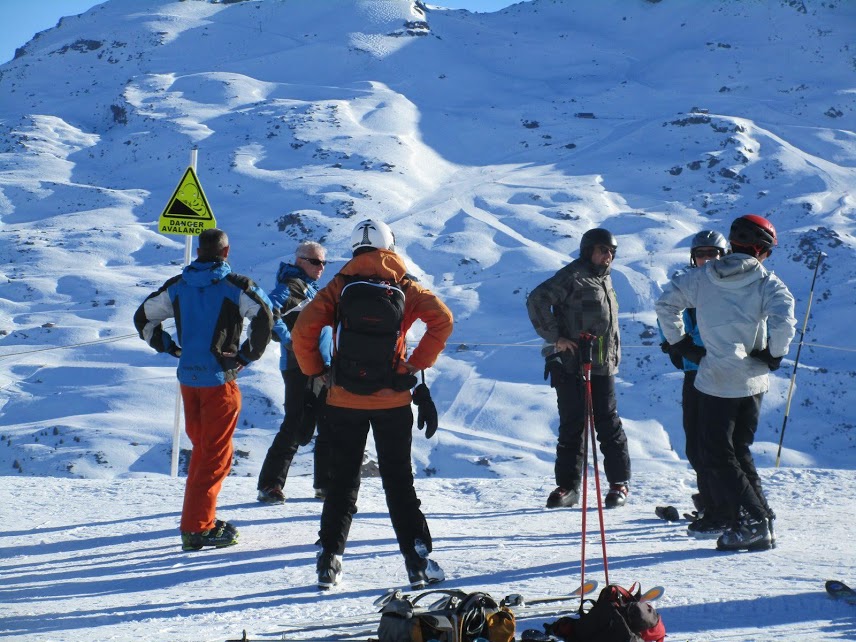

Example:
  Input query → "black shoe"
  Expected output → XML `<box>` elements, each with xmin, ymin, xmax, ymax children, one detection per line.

<box><xmin>257</xmin><ymin>485</ymin><xmax>285</xmax><ymax>504</ymax></box>
<box><xmin>406</xmin><ymin>558</ymin><xmax>429</xmax><ymax>589</ymax></box>
<box><xmin>687</xmin><ymin>515</ymin><xmax>728</xmax><ymax>540</ymax></box>
<box><xmin>215</xmin><ymin>519</ymin><xmax>238</xmax><ymax>536</ymax></box>
<box><xmin>317</xmin><ymin>551</ymin><xmax>343</xmax><ymax>589</ymax></box>
<box><xmin>716</xmin><ymin>516</ymin><xmax>771</xmax><ymax>552</ymax></box>
<box><xmin>604</xmin><ymin>482</ymin><xmax>629</xmax><ymax>509</ymax></box>
<box><xmin>405</xmin><ymin>539</ymin><xmax>445</xmax><ymax>589</ymax></box>
<box><xmin>181</xmin><ymin>522</ymin><xmax>239</xmax><ymax>551</ymax></box>
<box><xmin>546</xmin><ymin>486</ymin><xmax>579</xmax><ymax>509</ymax></box>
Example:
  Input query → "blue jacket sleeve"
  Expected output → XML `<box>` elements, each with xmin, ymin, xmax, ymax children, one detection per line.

<box><xmin>268</xmin><ymin>281</ymin><xmax>290</xmax><ymax>310</ymax></box>
<box><xmin>319</xmin><ymin>326</ymin><xmax>333</xmax><ymax>367</ymax></box>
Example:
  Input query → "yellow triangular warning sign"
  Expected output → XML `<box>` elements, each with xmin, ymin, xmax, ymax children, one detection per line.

<box><xmin>158</xmin><ymin>166</ymin><xmax>217</xmax><ymax>236</ymax></box>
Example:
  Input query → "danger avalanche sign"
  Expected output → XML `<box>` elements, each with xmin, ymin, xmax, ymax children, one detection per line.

<box><xmin>158</xmin><ymin>166</ymin><xmax>216</xmax><ymax>236</ymax></box>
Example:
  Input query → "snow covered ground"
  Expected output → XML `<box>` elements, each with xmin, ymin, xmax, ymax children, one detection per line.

<box><xmin>1</xmin><ymin>0</ymin><xmax>855</xmax><ymax>640</ymax></box>
<box><xmin>3</xmin><ymin>470</ymin><xmax>855</xmax><ymax>641</ymax></box>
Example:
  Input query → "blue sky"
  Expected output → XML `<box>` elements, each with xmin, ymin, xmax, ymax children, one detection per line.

<box><xmin>0</xmin><ymin>0</ymin><xmax>519</xmax><ymax>65</ymax></box>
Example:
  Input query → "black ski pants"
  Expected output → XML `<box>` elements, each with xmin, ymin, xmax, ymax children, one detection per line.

<box><xmin>553</xmin><ymin>372</ymin><xmax>631</xmax><ymax>491</ymax></box>
<box><xmin>682</xmin><ymin>371</ymin><xmax>713</xmax><ymax>511</ymax></box>
<box><xmin>257</xmin><ymin>368</ymin><xmax>331</xmax><ymax>492</ymax></box>
<box><xmin>319</xmin><ymin>404</ymin><xmax>432</xmax><ymax>558</ymax></box>
<box><xmin>697</xmin><ymin>390</ymin><xmax>772</xmax><ymax>523</ymax></box>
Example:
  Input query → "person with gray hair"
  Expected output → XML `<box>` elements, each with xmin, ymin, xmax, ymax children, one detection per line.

<box><xmin>257</xmin><ymin>240</ymin><xmax>334</xmax><ymax>504</ymax></box>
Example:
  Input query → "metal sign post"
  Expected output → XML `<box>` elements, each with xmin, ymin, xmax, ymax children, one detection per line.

<box><xmin>158</xmin><ymin>147</ymin><xmax>216</xmax><ymax>477</ymax></box>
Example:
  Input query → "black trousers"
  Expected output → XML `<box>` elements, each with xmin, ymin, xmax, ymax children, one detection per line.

<box><xmin>257</xmin><ymin>369</ymin><xmax>331</xmax><ymax>491</ymax></box>
<box><xmin>319</xmin><ymin>404</ymin><xmax>431</xmax><ymax>558</ymax></box>
<box><xmin>683</xmin><ymin>372</ymin><xmax>728</xmax><ymax>518</ymax></box>
<box><xmin>553</xmin><ymin>372</ymin><xmax>631</xmax><ymax>491</ymax></box>
<box><xmin>698</xmin><ymin>391</ymin><xmax>772</xmax><ymax>522</ymax></box>
<box><xmin>682</xmin><ymin>372</ymin><xmax>709</xmax><ymax>503</ymax></box>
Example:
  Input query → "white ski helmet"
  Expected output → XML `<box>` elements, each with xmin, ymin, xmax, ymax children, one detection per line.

<box><xmin>351</xmin><ymin>219</ymin><xmax>395</xmax><ymax>253</ymax></box>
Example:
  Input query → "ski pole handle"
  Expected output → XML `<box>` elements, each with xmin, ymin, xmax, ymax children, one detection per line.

<box><xmin>578</xmin><ymin>333</ymin><xmax>596</xmax><ymax>365</ymax></box>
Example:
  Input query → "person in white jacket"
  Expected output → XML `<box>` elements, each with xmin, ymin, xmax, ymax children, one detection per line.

<box><xmin>656</xmin><ymin>215</ymin><xmax>796</xmax><ymax>552</ymax></box>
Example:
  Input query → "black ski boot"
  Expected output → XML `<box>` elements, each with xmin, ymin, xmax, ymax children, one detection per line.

<box><xmin>405</xmin><ymin>538</ymin><xmax>445</xmax><ymax>589</ymax></box>
<box><xmin>317</xmin><ymin>550</ymin><xmax>343</xmax><ymax>589</ymax></box>
<box><xmin>716</xmin><ymin>515</ymin><xmax>771</xmax><ymax>552</ymax></box>
<box><xmin>546</xmin><ymin>486</ymin><xmax>579</xmax><ymax>509</ymax></box>
<box><xmin>605</xmin><ymin>482</ymin><xmax>629</xmax><ymax>508</ymax></box>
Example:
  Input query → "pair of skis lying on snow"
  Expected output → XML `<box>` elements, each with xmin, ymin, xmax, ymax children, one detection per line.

<box><xmin>227</xmin><ymin>580</ymin><xmax>853</xmax><ymax>641</ymax></box>
<box><xmin>226</xmin><ymin>580</ymin><xmax>665</xmax><ymax>641</ymax></box>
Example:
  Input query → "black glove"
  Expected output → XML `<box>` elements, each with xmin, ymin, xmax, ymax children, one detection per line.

<box><xmin>660</xmin><ymin>340</ymin><xmax>683</xmax><ymax>370</ymax></box>
<box><xmin>750</xmin><ymin>346</ymin><xmax>783</xmax><ymax>371</ymax></box>
<box><xmin>544</xmin><ymin>352</ymin><xmax>564</xmax><ymax>385</ymax></box>
<box><xmin>412</xmin><ymin>383</ymin><xmax>438</xmax><ymax>439</ymax></box>
<box><xmin>167</xmin><ymin>344</ymin><xmax>182</xmax><ymax>358</ymax></box>
<box><xmin>222</xmin><ymin>353</ymin><xmax>248</xmax><ymax>372</ymax></box>
<box><xmin>672</xmin><ymin>334</ymin><xmax>706</xmax><ymax>366</ymax></box>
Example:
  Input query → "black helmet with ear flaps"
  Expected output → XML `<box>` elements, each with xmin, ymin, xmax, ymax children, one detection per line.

<box><xmin>580</xmin><ymin>228</ymin><xmax>617</xmax><ymax>260</ymax></box>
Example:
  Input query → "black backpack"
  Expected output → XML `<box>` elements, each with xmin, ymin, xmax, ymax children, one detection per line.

<box><xmin>334</xmin><ymin>275</ymin><xmax>408</xmax><ymax>394</ymax></box>
<box><xmin>544</xmin><ymin>585</ymin><xmax>664</xmax><ymax>642</ymax></box>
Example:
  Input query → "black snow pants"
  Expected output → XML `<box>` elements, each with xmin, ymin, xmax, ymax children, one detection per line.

<box><xmin>553</xmin><ymin>372</ymin><xmax>631</xmax><ymax>491</ymax></box>
<box><xmin>698</xmin><ymin>390</ymin><xmax>773</xmax><ymax>523</ymax></box>
<box><xmin>257</xmin><ymin>368</ymin><xmax>331</xmax><ymax>492</ymax></box>
<box><xmin>318</xmin><ymin>404</ymin><xmax>432</xmax><ymax>559</ymax></box>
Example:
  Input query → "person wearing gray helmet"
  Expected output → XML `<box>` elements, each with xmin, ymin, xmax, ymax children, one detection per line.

<box><xmin>657</xmin><ymin>230</ymin><xmax>728</xmax><ymax>536</ymax></box>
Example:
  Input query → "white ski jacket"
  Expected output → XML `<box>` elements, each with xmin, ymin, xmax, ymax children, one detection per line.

<box><xmin>655</xmin><ymin>253</ymin><xmax>796</xmax><ymax>398</ymax></box>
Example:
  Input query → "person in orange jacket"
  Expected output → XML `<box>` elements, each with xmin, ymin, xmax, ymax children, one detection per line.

<box><xmin>292</xmin><ymin>218</ymin><xmax>453</xmax><ymax>591</ymax></box>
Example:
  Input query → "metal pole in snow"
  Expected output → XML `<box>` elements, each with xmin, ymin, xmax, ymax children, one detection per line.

<box><xmin>170</xmin><ymin>148</ymin><xmax>198</xmax><ymax>477</ymax></box>
<box><xmin>775</xmin><ymin>250</ymin><xmax>825</xmax><ymax>468</ymax></box>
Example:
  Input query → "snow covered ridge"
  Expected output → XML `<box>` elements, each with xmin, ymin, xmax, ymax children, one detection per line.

<box><xmin>0</xmin><ymin>0</ymin><xmax>854</xmax><ymax>481</ymax></box>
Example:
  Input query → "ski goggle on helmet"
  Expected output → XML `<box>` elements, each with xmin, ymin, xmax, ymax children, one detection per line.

<box><xmin>350</xmin><ymin>219</ymin><xmax>395</xmax><ymax>253</ymax></box>
<box><xmin>690</xmin><ymin>230</ymin><xmax>728</xmax><ymax>265</ymax></box>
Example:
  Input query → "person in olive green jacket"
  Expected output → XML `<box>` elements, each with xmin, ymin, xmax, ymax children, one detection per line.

<box><xmin>526</xmin><ymin>228</ymin><xmax>631</xmax><ymax>510</ymax></box>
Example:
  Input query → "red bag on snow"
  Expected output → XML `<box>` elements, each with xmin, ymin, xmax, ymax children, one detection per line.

<box><xmin>545</xmin><ymin>584</ymin><xmax>665</xmax><ymax>642</ymax></box>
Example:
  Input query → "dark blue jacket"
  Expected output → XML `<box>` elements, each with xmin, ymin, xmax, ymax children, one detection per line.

<box><xmin>268</xmin><ymin>262</ymin><xmax>332</xmax><ymax>371</ymax></box>
<box><xmin>134</xmin><ymin>260</ymin><xmax>274</xmax><ymax>387</ymax></box>
<box><xmin>658</xmin><ymin>308</ymin><xmax>703</xmax><ymax>373</ymax></box>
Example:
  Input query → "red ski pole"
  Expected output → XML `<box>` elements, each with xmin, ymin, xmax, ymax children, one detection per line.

<box><xmin>580</xmin><ymin>333</ymin><xmax>610</xmax><ymax>587</ymax></box>
<box><xmin>579</xmin><ymin>368</ymin><xmax>589</xmax><ymax>611</ymax></box>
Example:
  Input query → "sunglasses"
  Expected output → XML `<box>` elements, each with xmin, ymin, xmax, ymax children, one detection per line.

<box><xmin>299</xmin><ymin>257</ymin><xmax>327</xmax><ymax>266</ymax></box>
<box><xmin>693</xmin><ymin>249</ymin><xmax>722</xmax><ymax>259</ymax></box>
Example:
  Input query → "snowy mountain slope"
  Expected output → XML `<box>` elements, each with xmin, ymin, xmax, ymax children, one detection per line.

<box><xmin>1</xmin><ymin>2</ymin><xmax>856</xmax><ymax>641</ymax></box>
<box><xmin>0</xmin><ymin>0</ymin><xmax>854</xmax><ymax>479</ymax></box>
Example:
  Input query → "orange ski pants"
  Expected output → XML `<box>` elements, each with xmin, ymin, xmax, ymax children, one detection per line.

<box><xmin>179</xmin><ymin>381</ymin><xmax>241</xmax><ymax>533</ymax></box>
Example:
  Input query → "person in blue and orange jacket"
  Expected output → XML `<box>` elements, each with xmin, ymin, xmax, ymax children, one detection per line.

<box><xmin>134</xmin><ymin>228</ymin><xmax>274</xmax><ymax>551</ymax></box>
